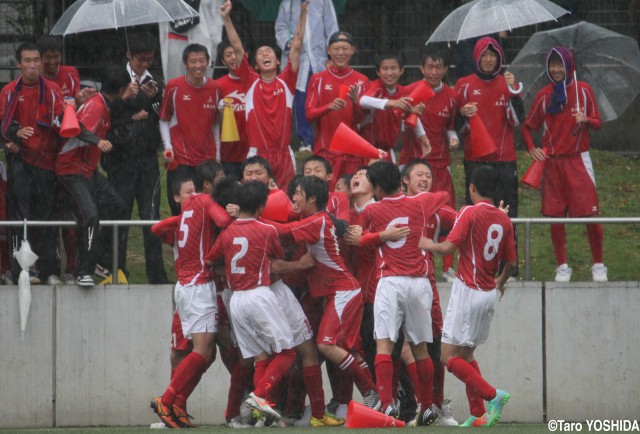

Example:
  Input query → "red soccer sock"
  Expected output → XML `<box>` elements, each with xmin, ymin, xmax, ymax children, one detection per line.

<box><xmin>406</xmin><ymin>362</ymin><xmax>420</xmax><ymax>401</ymax></box>
<box><xmin>550</xmin><ymin>224</ymin><xmax>567</xmax><ymax>265</ymax></box>
<box><xmin>226</xmin><ymin>362</ymin><xmax>251</xmax><ymax>420</ymax></box>
<box><xmin>586</xmin><ymin>224</ymin><xmax>604</xmax><ymax>264</ymax></box>
<box><xmin>391</xmin><ymin>357</ymin><xmax>402</xmax><ymax>401</ymax></box>
<box><xmin>334</xmin><ymin>364</ymin><xmax>354</xmax><ymax>404</ymax></box>
<box><xmin>414</xmin><ymin>357</ymin><xmax>434</xmax><ymax>409</ymax></box>
<box><xmin>339</xmin><ymin>353</ymin><xmax>376</xmax><ymax>395</ymax></box>
<box><xmin>253</xmin><ymin>349</ymin><xmax>296</xmax><ymax>398</ymax></box>
<box><xmin>432</xmin><ymin>358</ymin><xmax>445</xmax><ymax>407</ymax></box>
<box><xmin>374</xmin><ymin>354</ymin><xmax>394</xmax><ymax>408</ymax></box>
<box><xmin>162</xmin><ymin>351</ymin><xmax>207</xmax><ymax>407</ymax></box>
<box><xmin>170</xmin><ymin>367</ymin><xmax>176</xmax><ymax>380</ymax></box>
<box><xmin>447</xmin><ymin>357</ymin><xmax>495</xmax><ymax>409</ymax></box>
<box><xmin>467</xmin><ymin>360</ymin><xmax>486</xmax><ymax>417</ymax></box>
<box><xmin>303</xmin><ymin>364</ymin><xmax>326</xmax><ymax>419</ymax></box>
<box><xmin>253</xmin><ymin>358</ymin><xmax>271</xmax><ymax>391</ymax></box>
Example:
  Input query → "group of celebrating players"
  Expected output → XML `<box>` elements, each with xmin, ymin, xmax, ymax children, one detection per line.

<box><xmin>1</xmin><ymin>0</ymin><xmax>608</xmax><ymax>428</ymax></box>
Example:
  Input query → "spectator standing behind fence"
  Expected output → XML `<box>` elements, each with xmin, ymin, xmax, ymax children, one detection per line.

<box><xmin>55</xmin><ymin>66</ymin><xmax>130</xmax><ymax>287</ymax></box>
<box><xmin>521</xmin><ymin>46</ymin><xmax>607</xmax><ymax>283</ymax></box>
<box><xmin>160</xmin><ymin>43</ymin><xmax>221</xmax><ymax>216</ymax></box>
<box><xmin>0</xmin><ymin>42</ymin><xmax>64</xmax><ymax>285</ymax></box>
<box><xmin>455</xmin><ymin>36</ymin><xmax>524</xmax><ymax>277</ymax></box>
<box><xmin>276</xmin><ymin>0</ymin><xmax>339</xmax><ymax>153</ymax></box>
<box><xmin>100</xmin><ymin>32</ymin><xmax>170</xmax><ymax>284</ymax></box>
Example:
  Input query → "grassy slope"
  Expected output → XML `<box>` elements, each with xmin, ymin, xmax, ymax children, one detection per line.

<box><xmin>120</xmin><ymin>150</ymin><xmax>640</xmax><ymax>284</ymax></box>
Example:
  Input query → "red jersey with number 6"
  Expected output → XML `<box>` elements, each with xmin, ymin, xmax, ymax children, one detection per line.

<box><xmin>446</xmin><ymin>201</ymin><xmax>516</xmax><ymax>291</ymax></box>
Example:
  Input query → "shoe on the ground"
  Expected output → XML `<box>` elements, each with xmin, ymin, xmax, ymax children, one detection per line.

<box><xmin>172</xmin><ymin>404</ymin><xmax>197</xmax><ymax>428</ymax></box>
<box><xmin>382</xmin><ymin>403</ymin><xmax>399</xmax><ymax>418</ymax></box>
<box><xmin>555</xmin><ymin>263</ymin><xmax>572</xmax><ymax>282</ymax></box>
<box><xmin>460</xmin><ymin>413</ymin><xmax>488</xmax><ymax>427</ymax></box>
<box><xmin>46</xmin><ymin>275</ymin><xmax>61</xmax><ymax>285</ymax></box>
<box><xmin>363</xmin><ymin>389</ymin><xmax>381</xmax><ymax>411</ymax></box>
<box><xmin>226</xmin><ymin>416</ymin><xmax>252</xmax><ymax>428</ymax></box>
<box><xmin>29</xmin><ymin>270</ymin><xmax>41</xmax><ymax>285</ymax></box>
<box><xmin>1</xmin><ymin>270</ymin><xmax>13</xmax><ymax>285</ymax></box>
<box><xmin>326</xmin><ymin>398</ymin><xmax>339</xmax><ymax>417</ymax></box>
<box><xmin>310</xmin><ymin>413</ymin><xmax>345</xmax><ymax>427</ymax></box>
<box><xmin>486</xmin><ymin>389</ymin><xmax>509</xmax><ymax>426</ymax></box>
<box><xmin>591</xmin><ymin>263</ymin><xmax>608</xmax><ymax>282</ymax></box>
<box><xmin>63</xmin><ymin>273</ymin><xmax>76</xmax><ymax>285</ymax></box>
<box><xmin>245</xmin><ymin>391</ymin><xmax>282</xmax><ymax>420</ymax></box>
<box><xmin>94</xmin><ymin>263</ymin><xmax>110</xmax><ymax>279</ymax></box>
<box><xmin>76</xmin><ymin>274</ymin><xmax>95</xmax><ymax>287</ymax></box>
<box><xmin>433</xmin><ymin>398</ymin><xmax>458</xmax><ymax>426</ymax></box>
<box><xmin>442</xmin><ymin>267</ymin><xmax>456</xmax><ymax>283</ymax></box>
<box><xmin>417</xmin><ymin>407</ymin><xmax>438</xmax><ymax>426</ymax></box>
<box><xmin>150</xmin><ymin>397</ymin><xmax>180</xmax><ymax>429</ymax></box>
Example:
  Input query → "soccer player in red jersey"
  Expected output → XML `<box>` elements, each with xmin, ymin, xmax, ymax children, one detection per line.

<box><xmin>455</xmin><ymin>37</ymin><xmax>524</xmax><ymax>276</ymax></box>
<box><xmin>356</xmin><ymin>160</ymin><xmax>448</xmax><ymax>425</ymax></box>
<box><xmin>216</xmin><ymin>41</ymin><xmax>249</xmax><ymax>180</ymax></box>
<box><xmin>55</xmin><ymin>66</ymin><xmax>130</xmax><ymax>287</ymax></box>
<box><xmin>302</xmin><ymin>155</ymin><xmax>350</xmax><ymax>221</ymax></box>
<box><xmin>160</xmin><ymin>43</ymin><xmax>221</xmax><ymax>215</ymax></box>
<box><xmin>1</xmin><ymin>42</ymin><xmax>65</xmax><ymax>285</ymax></box>
<box><xmin>521</xmin><ymin>46</ymin><xmax>607</xmax><ymax>283</ymax></box>
<box><xmin>305</xmin><ymin>31</ymin><xmax>370</xmax><ymax>189</ymax></box>
<box><xmin>220</xmin><ymin>0</ymin><xmax>308</xmax><ymax>189</ymax></box>
<box><xmin>421</xmin><ymin>165</ymin><xmax>516</xmax><ymax>427</ymax></box>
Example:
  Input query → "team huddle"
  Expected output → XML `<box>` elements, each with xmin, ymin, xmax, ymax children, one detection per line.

<box><xmin>0</xmin><ymin>0</ymin><xmax>607</xmax><ymax>428</ymax></box>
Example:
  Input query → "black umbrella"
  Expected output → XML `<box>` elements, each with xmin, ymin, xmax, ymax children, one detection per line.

<box><xmin>509</xmin><ymin>21</ymin><xmax>640</xmax><ymax>122</ymax></box>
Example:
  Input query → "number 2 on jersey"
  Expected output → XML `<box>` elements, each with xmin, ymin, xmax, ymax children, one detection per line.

<box><xmin>483</xmin><ymin>224</ymin><xmax>504</xmax><ymax>261</ymax></box>
<box><xmin>231</xmin><ymin>237</ymin><xmax>249</xmax><ymax>274</ymax></box>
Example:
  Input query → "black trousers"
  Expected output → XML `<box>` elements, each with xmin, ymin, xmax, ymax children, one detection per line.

<box><xmin>6</xmin><ymin>155</ymin><xmax>58</xmax><ymax>280</ymax></box>
<box><xmin>59</xmin><ymin>172</ymin><xmax>127</xmax><ymax>276</ymax></box>
<box><xmin>106</xmin><ymin>154</ymin><xmax>168</xmax><ymax>283</ymax></box>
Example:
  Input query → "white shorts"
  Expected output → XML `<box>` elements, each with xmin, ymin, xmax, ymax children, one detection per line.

<box><xmin>374</xmin><ymin>275</ymin><xmax>433</xmax><ymax>344</ymax></box>
<box><xmin>271</xmin><ymin>279</ymin><xmax>313</xmax><ymax>347</ymax></box>
<box><xmin>230</xmin><ymin>286</ymin><xmax>294</xmax><ymax>359</ymax></box>
<box><xmin>174</xmin><ymin>281</ymin><xmax>217</xmax><ymax>340</ymax></box>
<box><xmin>442</xmin><ymin>279</ymin><xmax>497</xmax><ymax>347</ymax></box>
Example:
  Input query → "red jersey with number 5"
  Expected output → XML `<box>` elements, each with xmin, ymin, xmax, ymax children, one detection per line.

<box><xmin>447</xmin><ymin>201</ymin><xmax>516</xmax><ymax>291</ymax></box>
<box><xmin>175</xmin><ymin>193</ymin><xmax>232</xmax><ymax>285</ymax></box>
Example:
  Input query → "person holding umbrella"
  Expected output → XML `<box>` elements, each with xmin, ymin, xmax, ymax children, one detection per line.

<box><xmin>521</xmin><ymin>46</ymin><xmax>606</xmax><ymax>283</ymax></box>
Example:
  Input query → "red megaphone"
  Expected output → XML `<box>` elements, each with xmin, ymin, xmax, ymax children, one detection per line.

<box><xmin>469</xmin><ymin>115</ymin><xmax>497</xmax><ymax>158</ymax></box>
<box><xmin>261</xmin><ymin>189</ymin><xmax>292</xmax><ymax>222</ymax></box>
<box><xmin>522</xmin><ymin>158</ymin><xmax>546</xmax><ymax>189</ymax></box>
<box><xmin>329</xmin><ymin>123</ymin><xmax>380</xmax><ymax>160</ymax></box>
<box><xmin>405</xmin><ymin>81</ymin><xmax>435</xmax><ymax>128</ymax></box>
<box><xmin>59</xmin><ymin>104</ymin><xmax>81</xmax><ymax>138</ymax></box>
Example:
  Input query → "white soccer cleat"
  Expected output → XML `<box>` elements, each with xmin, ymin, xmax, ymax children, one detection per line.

<box><xmin>442</xmin><ymin>267</ymin><xmax>457</xmax><ymax>283</ymax></box>
<box><xmin>245</xmin><ymin>392</ymin><xmax>282</xmax><ymax>420</ymax></box>
<box><xmin>434</xmin><ymin>398</ymin><xmax>459</xmax><ymax>426</ymax></box>
<box><xmin>554</xmin><ymin>264</ymin><xmax>572</xmax><ymax>282</ymax></box>
<box><xmin>591</xmin><ymin>263</ymin><xmax>608</xmax><ymax>282</ymax></box>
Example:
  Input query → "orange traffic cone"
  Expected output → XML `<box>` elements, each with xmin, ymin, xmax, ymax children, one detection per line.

<box><xmin>329</xmin><ymin>123</ymin><xmax>380</xmax><ymax>160</ymax></box>
<box><xmin>221</xmin><ymin>98</ymin><xmax>240</xmax><ymax>142</ymax></box>
<box><xmin>261</xmin><ymin>189</ymin><xmax>292</xmax><ymax>222</ymax></box>
<box><xmin>469</xmin><ymin>115</ymin><xmax>497</xmax><ymax>158</ymax></box>
<box><xmin>339</xmin><ymin>84</ymin><xmax>350</xmax><ymax>100</ymax></box>
<box><xmin>59</xmin><ymin>104</ymin><xmax>81</xmax><ymax>138</ymax></box>
<box><xmin>345</xmin><ymin>401</ymin><xmax>405</xmax><ymax>428</ymax></box>
<box><xmin>405</xmin><ymin>81</ymin><xmax>435</xmax><ymax>128</ymax></box>
<box><xmin>522</xmin><ymin>158</ymin><xmax>546</xmax><ymax>189</ymax></box>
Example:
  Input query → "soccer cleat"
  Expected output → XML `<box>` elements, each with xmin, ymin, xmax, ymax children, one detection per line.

<box><xmin>460</xmin><ymin>413</ymin><xmax>488</xmax><ymax>427</ymax></box>
<box><xmin>309</xmin><ymin>413</ymin><xmax>346</xmax><ymax>427</ymax></box>
<box><xmin>591</xmin><ymin>263</ymin><xmax>608</xmax><ymax>282</ymax></box>
<box><xmin>94</xmin><ymin>263</ymin><xmax>110</xmax><ymax>279</ymax></box>
<box><xmin>417</xmin><ymin>407</ymin><xmax>438</xmax><ymax>426</ymax></box>
<box><xmin>245</xmin><ymin>392</ymin><xmax>282</xmax><ymax>420</ymax></box>
<box><xmin>554</xmin><ymin>264</ymin><xmax>572</xmax><ymax>282</ymax></box>
<box><xmin>172</xmin><ymin>404</ymin><xmax>197</xmax><ymax>428</ymax></box>
<box><xmin>486</xmin><ymin>389</ymin><xmax>509</xmax><ymax>426</ymax></box>
<box><xmin>382</xmin><ymin>403</ymin><xmax>399</xmax><ymax>419</ymax></box>
<box><xmin>442</xmin><ymin>267</ymin><xmax>457</xmax><ymax>283</ymax></box>
<box><xmin>434</xmin><ymin>398</ymin><xmax>459</xmax><ymax>426</ymax></box>
<box><xmin>150</xmin><ymin>397</ymin><xmax>180</xmax><ymax>429</ymax></box>
<box><xmin>363</xmin><ymin>389</ymin><xmax>381</xmax><ymax>411</ymax></box>
<box><xmin>76</xmin><ymin>274</ymin><xmax>95</xmax><ymax>287</ymax></box>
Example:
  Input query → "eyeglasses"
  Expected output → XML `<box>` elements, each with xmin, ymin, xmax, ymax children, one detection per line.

<box><xmin>133</xmin><ymin>54</ymin><xmax>155</xmax><ymax>64</ymax></box>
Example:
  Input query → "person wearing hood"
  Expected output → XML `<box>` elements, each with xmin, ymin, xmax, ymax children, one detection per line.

<box><xmin>521</xmin><ymin>46</ymin><xmax>606</xmax><ymax>283</ymax></box>
<box><xmin>454</xmin><ymin>36</ymin><xmax>524</xmax><ymax>277</ymax></box>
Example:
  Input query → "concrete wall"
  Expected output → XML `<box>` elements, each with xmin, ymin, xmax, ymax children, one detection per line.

<box><xmin>0</xmin><ymin>281</ymin><xmax>637</xmax><ymax>428</ymax></box>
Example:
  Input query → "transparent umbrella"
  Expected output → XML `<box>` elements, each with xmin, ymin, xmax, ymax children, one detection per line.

<box><xmin>427</xmin><ymin>0</ymin><xmax>569</xmax><ymax>44</ymax></box>
<box><xmin>51</xmin><ymin>0</ymin><xmax>199</xmax><ymax>35</ymax></box>
<box><xmin>509</xmin><ymin>21</ymin><xmax>640</xmax><ymax>122</ymax></box>
<box><xmin>14</xmin><ymin>220</ymin><xmax>38</xmax><ymax>341</ymax></box>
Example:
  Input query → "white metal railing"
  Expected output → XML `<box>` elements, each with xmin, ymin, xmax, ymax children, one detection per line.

<box><xmin>1</xmin><ymin>217</ymin><xmax>639</xmax><ymax>280</ymax></box>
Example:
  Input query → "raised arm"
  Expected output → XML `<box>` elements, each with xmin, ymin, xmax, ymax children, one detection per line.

<box><xmin>220</xmin><ymin>0</ymin><xmax>245</xmax><ymax>62</ymax></box>
<box><xmin>287</xmin><ymin>0</ymin><xmax>309</xmax><ymax>73</ymax></box>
